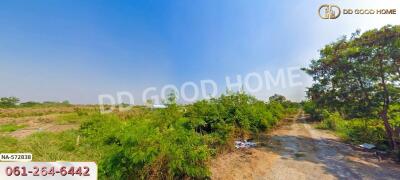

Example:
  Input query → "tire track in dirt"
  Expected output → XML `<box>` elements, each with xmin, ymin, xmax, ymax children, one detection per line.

<box><xmin>211</xmin><ymin>111</ymin><xmax>400</xmax><ymax>180</ymax></box>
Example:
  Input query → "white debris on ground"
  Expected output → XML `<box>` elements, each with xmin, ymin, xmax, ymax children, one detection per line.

<box><xmin>235</xmin><ymin>140</ymin><xmax>257</xmax><ymax>149</ymax></box>
<box><xmin>151</xmin><ymin>104</ymin><xmax>167</xmax><ymax>109</ymax></box>
<box><xmin>359</xmin><ymin>143</ymin><xmax>376</xmax><ymax>150</ymax></box>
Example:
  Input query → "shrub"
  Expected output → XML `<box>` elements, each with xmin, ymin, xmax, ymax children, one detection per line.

<box><xmin>340</xmin><ymin>119</ymin><xmax>386</xmax><ymax>146</ymax></box>
<box><xmin>84</xmin><ymin>92</ymin><xmax>296</xmax><ymax>179</ymax></box>
<box><xmin>302</xmin><ymin>101</ymin><xmax>322</xmax><ymax>120</ymax></box>
<box><xmin>316</xmin><ymin>110</ymin><xmax>387</xmax><ymax>149</ymax></box>
<box><xmin>318</xmin><ymin>110</ymin><xmax>342</xmax><ymax>130</ymax></box>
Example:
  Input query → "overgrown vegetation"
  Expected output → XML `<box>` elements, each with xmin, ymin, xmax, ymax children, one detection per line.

<box><xmin>0</xmin><ymin>92</ymin><xmax>298</xmax><ymax>179</ymax></box>
<box><xmin>316</xmin><ymin>111</ymin><xmax>388</xmax><ymax>150</ymax></box>
<box><xmin>0</xmin><ymin>106</ymin><xmax>98</xmax><ymax>118</ymax></box>
<box><xmin>0</xmin><ymin>123</ymin><xmax>27</xmax><ymax>132</ymax></box>
<box><xmin>302</xmin><ymin>25</ymin><xmax>400</xmax><ymax>151</ymax></box>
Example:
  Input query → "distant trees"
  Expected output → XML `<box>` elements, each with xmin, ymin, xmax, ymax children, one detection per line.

<box><xmin>0</xmin><ymin>97</ymin><xmax>71</xmax><ymax>108</ymax></box>
<box><xmin>269</xmin><ymin>94</ymin><xmax>286</xmax><ymax>103</ymax></box>
<box><xmin>19</xmin><ymin>101</ymin><xmax>41</xmax><ymax>107</ymax></box>
<box><xmin>0</xmin><ymin>97</ymin><xmax>19</xmax><ymax>108</ymax></box>
<box><xmin>269</xmin><ymin>94</ymin><xmax>300</xmax><ymax>109</ymax></box>
<box><xmin>303</xmin><ymin>25</ymin><xmax>400</xmax><ymax>150</ymax></box>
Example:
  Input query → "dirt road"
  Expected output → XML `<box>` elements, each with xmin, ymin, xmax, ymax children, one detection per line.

<box><xmin>211</xmin><ymin>112</ymin><xmax>400</xmax><ymax>180</ymax></box>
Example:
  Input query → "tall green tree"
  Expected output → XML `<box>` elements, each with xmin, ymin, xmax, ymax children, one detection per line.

<box><xmin>303</xmin><ymin>25</ymin><xmax>400</xmax><ymax>150</ymax></box>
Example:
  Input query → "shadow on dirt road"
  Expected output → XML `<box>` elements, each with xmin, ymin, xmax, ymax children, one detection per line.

<box><xmin>211</xmin><ymin>112</ymin><xmax>400</xmax><ymax>180</ymax></box>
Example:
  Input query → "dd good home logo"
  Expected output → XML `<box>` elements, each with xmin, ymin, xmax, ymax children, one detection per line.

<box><xmin>318</xmin><ymin>4</ymin><xmax>341</xmax><ymax>19</ymax></box>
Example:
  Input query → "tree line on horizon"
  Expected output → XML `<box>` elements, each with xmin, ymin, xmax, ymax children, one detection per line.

<box><xmin>0</xmin><ymin>97</ymin><xmax>70</xmax><ymax>108</ymax></box>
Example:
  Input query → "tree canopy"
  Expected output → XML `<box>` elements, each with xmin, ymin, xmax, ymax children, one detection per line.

<box><xmin>303</xmin><ymin>25</ymin><xmax>400</xmax><ymax>150</ymax></box>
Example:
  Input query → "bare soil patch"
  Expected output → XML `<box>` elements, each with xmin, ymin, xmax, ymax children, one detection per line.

<box><xmin>211</xmin><ymin>112</ymin><xmax>400</xmax><ymax>179</ymax></box>
<box><xmin>0</xmin><ymin>114</ymin><xmax>78</xmax><ymax>138</ymax></box>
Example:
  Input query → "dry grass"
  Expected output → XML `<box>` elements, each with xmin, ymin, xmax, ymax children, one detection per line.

<box><xmin>0</xmin><ymin>105</ymin><xmax>99</xmax><ymax>138</ymax></box>
<box><xmin>0</xmin><ymin>105</ymin><xmax>98</xmax><ymax>118</ymax></box>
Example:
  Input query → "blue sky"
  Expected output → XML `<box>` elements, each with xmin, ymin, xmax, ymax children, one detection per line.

<box><xmin>0</xmin><ymin>0</ymin><xmax>399</xmax><ymax>104</ymax></box>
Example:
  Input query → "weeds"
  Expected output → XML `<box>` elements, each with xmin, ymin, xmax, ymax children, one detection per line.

<box><xmin>315</xmin><ymin>110</ymin><xmax>388</xmax><ymax>150</ymax></box>
<box><xmin>0</xmin><ymin>92</ymin><xmax>298</xmax><ymax>179</ymax></box>
<box><xmin>0</xmin><ymin>123</ymin><xmax>27</xmax><ymax>132</ymax></box>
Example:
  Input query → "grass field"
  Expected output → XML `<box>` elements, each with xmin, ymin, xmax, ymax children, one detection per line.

<box><xmin>0</xmin><ymin>123</ymin><xmax>27</xmax><ymax>132</ymax></box>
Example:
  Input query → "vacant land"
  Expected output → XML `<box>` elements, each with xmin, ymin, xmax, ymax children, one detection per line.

<box><xmin>0</xmin><ymin>106</ymin><xmax>96</xmax><ymax>138</ymax></box>
<box><xmin>0</xmin><ymin>93</ymin><xmax>300</xmax><ymax>179</ymax></box>
<box><xmin>211</xmin><ymin>112</ymin><xmax>400</xmax><ymax>179</ymax></box>
<box><xmin>1</xmin><ymin>100</ymin><xmax>398</xmax><ymax>179</ymax></box>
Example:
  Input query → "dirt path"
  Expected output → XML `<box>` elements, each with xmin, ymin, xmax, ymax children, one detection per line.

<box><xmin>0</xmin><ymin>114</ymin><xmax>78</xmax><ymax>138</ymax></box>
<box><xmin>211</xmin><ymin>112</ymin><xmax>400</xmax><ymax>180</ymax></box>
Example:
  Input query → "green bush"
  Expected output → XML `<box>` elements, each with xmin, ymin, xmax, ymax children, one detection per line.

<box><xmin>318</xmin><ymin>111</ymin><xmax>342</xmax><ymax>130</ymax></box>
<box><xmin>302</xmin><ymin>101</ymin><xmax>322</xmax><ymax>120</ymax></box>
<box><xmin>185</xmin><ymin>92</ymin><xmax>289</xmax><ymax>140</ymax></box>
<box><xmin>79</xmin><ymin>113</ymin><xmax>211</xmax><ymax>179</ymax></box>
<box><xmin>86</xmin><ymin>92</ymin><xmax>296</xmax><ymax>179</ymax></box>
<box><xmin>317</xmin><ymin>110</ymin><xmax>387</xmax><ymax>149</ymax></box>
<box><xmin>340</xmin><ymin>119</ymin><xmax>386</xmax><ymax>146</ymax></box>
